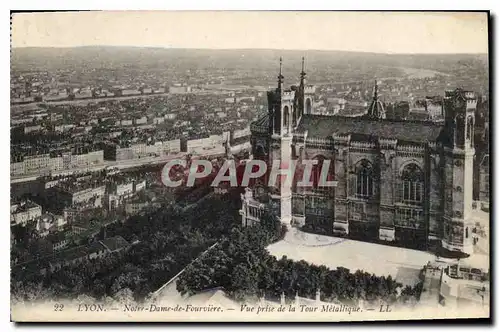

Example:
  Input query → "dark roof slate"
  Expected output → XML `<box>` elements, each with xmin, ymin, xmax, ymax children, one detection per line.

<box><xmin>296</xmin><ymin>114</ymin><xmax>444</xmax><ymax>143</ymax></box>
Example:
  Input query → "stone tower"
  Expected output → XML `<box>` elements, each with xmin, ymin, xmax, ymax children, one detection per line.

<box><xmin>442</xmin><ymin>88</ymin><xmax>477</xmax><ymax>255</ymax></box>
<box><xmin>302</xmin><ymin>61</ymin><xmax>315</xmax><ymax>116</ymax></box>
<box><xmin>268</xmin><ymin>58</ymin><xmax>295</xmax><ymax>226</ymax></box>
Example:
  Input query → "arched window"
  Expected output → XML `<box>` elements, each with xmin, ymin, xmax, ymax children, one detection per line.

<box><xmin>355</xmin><ymin>160</ymin><xmax>373</xmax><ymax>198</ymax></box>
<box><xmin>311</xmin><ymin>155</ymin><xmax>325</xmax><ymax>189</ymax></box>
<box><xmin>466</xmin><ymin>116</ymin><xmax>473</xmax><ymax>143</ymax></box>
<box><xmin>283</xmin><ymin>106</ymin><xmax>289</xmax><ymax>133</ymax></box>
<box><xmin>274</xmin><ymin>107</ymin><xmax>281</xmax><ymax>134</ymax></box>
<box><xmin>292</xmin><ymin>105</ymin><xmax>297</xmax><ymax>126</ymax></box>
<box><xmin>297</xmin><ymin>106</ymin><xmax>303</xmax><ymax>122</ymax></box>
<box><xmin>306</xmin><ymin>98</ymin><xmax>312</xmax><ymax>114</ymax></box>
<box><xmin>455</xmin><ymin>115</ymin><xmax>465</xmax><ymax>146</ymax></box>
<box><xmin>400</xmin><ymin>164</ymin><xmax>424</xmax><ymax>205</ymax></box>
<box><xmin>313</xmin><ymin>158</ymin><xmax>321</xmax><ymax>188</ymax></box>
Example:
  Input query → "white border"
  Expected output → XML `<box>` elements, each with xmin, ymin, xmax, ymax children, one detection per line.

<box><xmin>3</xmin><ymin>0</ymin><xmax>498</xmax><ymax>10</ymax></box>
<box><xmin>3</xmin><ymin>1</ymin><xmax>497</xmax><ymax>331</ymax></box>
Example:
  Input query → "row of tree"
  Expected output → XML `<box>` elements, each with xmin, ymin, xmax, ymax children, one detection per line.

<box><xmin>12</xmin><ymin>191</ymin><xmax>243</xmax><ymax>303</ymax></box>
<box><xmin>176</xmin><ymin>211</ymin><xmax>424</xmax><ymax>305</ymax></box>
<box><xmin>12</xmin><ymin>189</ymin><xmax>424</xmax><ymax>306</ymax></box>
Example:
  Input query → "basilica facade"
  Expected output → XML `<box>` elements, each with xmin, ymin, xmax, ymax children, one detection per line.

<box><xmin>241</xmin><ymin>58</ymin><xmax>477</xmax><ymax>255</ymax></box>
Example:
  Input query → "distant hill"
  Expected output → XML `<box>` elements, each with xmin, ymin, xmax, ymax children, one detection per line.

<box><xmin>11</xmin><ymin>46</ymin><xmax>488</xmax><ymax>74</ymax></box>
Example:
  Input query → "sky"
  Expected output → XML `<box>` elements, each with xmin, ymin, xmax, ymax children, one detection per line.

<box><xmin>11</xmin><ymin>11</ymin><xmax>489</xmax><ymax>54</ymax></box>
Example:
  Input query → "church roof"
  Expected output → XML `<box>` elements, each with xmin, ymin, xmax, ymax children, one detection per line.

<box><xmin>296</xmin><ymin>114</ymin><xmax>444</xmax><ymax>143</ymax></box>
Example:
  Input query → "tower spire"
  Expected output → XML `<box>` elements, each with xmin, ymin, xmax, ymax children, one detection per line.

<box><xmin>300</xmin><ymin>57</ymin><xmax>306</xmax><ymax>86</ymax></box>
<box><xmin>278</xmin><ymin>57</ymin><xmax>284</xmax><ymax>91</ymax></box>
<box><xmin>373</xmin><ymin>79</ymin><xmax>379</xmax><ymax>100</ymax></box>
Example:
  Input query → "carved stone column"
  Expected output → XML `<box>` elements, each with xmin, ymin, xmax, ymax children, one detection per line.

<box><xmin>292</xmin><ymin>143</ymin><xmax>306</xmax><ymax>227</ymax></box>
<box><xmin>378</xmin><ymin>146</ymin><xmax>396</xmax><ymax>242</ymax></box>
<box><xmin>333</xmin><ymin>145</ymin><xmax>349</xmax><ymax>236</ymax></box>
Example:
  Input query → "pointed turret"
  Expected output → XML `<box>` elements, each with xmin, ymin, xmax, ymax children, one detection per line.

<box><xmin>373</xmin><ymin>79</ymin><xmax>379</xmax><ymax>100</ymax></box>
<box><xmin>366</xmin><ymin>79</ymin><xmax>386</xmax><ymax>119</ymax></box>
<box><xmin>300</xmin><ymin>56</ymin><xmax>306</xmax><ymax>89</ymax></box>
<box><xmin>296</xmin><ymin>57</ymin><xmax>308</xmax><ymax>120</ymax></box>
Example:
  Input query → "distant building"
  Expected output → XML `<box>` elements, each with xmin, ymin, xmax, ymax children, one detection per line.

<box><xmin>104</xmin><ymin>144</ymin><xmax>134</xmax><ymax>161</ymax></box>
<box><xmin>11</xmin><ymin>201</ymin><xmax>43</xmax><ymax>225</ymax></box>
<box><xmin>107</xmin><ymin>179</ymin><xmax>135</xmax><ymax>210</ymax></box>
<box><xmin>24</xmin><ymin>124</ymin><xmax>42</xmax><ymax>134</ymax></box>
<box><xmin>169</xmin><ymin>85</ymin><xmax>191</xmax><ymax>94</ymax></box>
<box><xmin>125</xmin><ymin>201</ymin><xmax>161</xmax><ymax>215</ymax></box>
<box><xmin>35</xmin><ymin>213</ymin><xmax>66</xmax><ymax>237</ymax></box>
<box><xmin>153</xmin><ymin>117</ymin><xmax>165</xmax><ymax>125</ymax></box>
<box><xmin>11</xmin><ymin>117</ymin><xmax>33</xmax><ymax>126</ymax></box>
<box><xmin>122</xmin><ymin>89</ymin><xmax>141</xmax><ymax>96</ymax></box>
<box><xmin>10</xmin><ymin>161</ymin><xmax>25</xmax><ymax>177</ymax></box>
<box><xmin>407</xmin><ymin>97</ymin><xmax>444</xmax><ymax>122</ymax></box>
<box><xmin>10</xmin><ymin>149</ymin><xmax>104</xmax><ymax>177</ymax></box>
<box><xmin>69</xmin><ymin>150</ymin><xmax>104</xmax><ymax>169</ymax></box>
<box><xmin>390</xmin><ymin>101</ymin><xmax>410</xmax><ymax>120</ymax></box>
<box><xmin>326</xmin><ymin>97</ymin><xmax>346</xmax><ymax>115</ymax></box>
<box><xmin>49</xmin><ymin>156</ymin><xmax>64</xmax><ymax>172</ymax></box>
<box><xmin>45</xmin><ymin>242</ymin><xmax>108</xmax><ymax>272</ymax></box>
<box><xmin>185</xmin><ymin>133</ymin><xmax>229</xmax><ymax>154</ymax></box>
<box><xmin>160</xmin><ymin>139</ymin><xmax>182</xmax><ymax>155</ymax></box>
<box><xmin>426</xmin><ymin>96</ymin><xmax>445</xmax><ymax>121</ymax></box>
<box><xmin>135</xmin><ymin>116</ymin><xmax>147</xmax><ymax>125</ymax></box>
<box><xmin>103</xmin><ymin>140</ymin><xmax>180</xmax><ymax>161</ymax></box>
<box><xmin>22</xmin><ymin>236</ymin><xmax>132</xmax><ymax>274</ymax></box>
<box><xmin>23</xmin><ymin>154</ymin><xmax>50</xmax><ymax>174</ymax></box>
<box><xmin>134</xmin><ymin>179</ymin><xmax>146</xmax><ymax>192</ymax></box>
<box><xmin>164</xmin><ymin>113</ymin><xmax>177</xmax><ymax>120</ymax></box>
<box><xmin>49</xmin><ymin>181</ymin><xmax>106</xmax><ymax>212</ymax></box>
<box><xmin>54</xmin><ymin>124</ymin><xmax>75</xmax><ymax>132</ymax></box>
<box><xmin>236</xmin><ymin>96</ymin><xmax>256</xmax><ymax>103</ymax></box>
<box><xmin>46</xmin><ymin>232</ymin><xmax>70</xmax><ymax>251</ymax></box>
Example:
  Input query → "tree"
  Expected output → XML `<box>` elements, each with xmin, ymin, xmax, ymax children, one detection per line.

<box><xmin>114</xmin><ymin>288</ymin><xmax>134</xmax><ymax>305</ymax></box>
<box><xmin>229</xmin><ymin>263</ymin><xmax>259</xmax><ymax>302</ymax></box>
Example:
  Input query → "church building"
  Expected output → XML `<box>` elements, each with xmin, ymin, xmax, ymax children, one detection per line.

<box><xmin>241</xmin><ymin>58</ymin><xmax>477</xmax><ymax>255</ymax></box>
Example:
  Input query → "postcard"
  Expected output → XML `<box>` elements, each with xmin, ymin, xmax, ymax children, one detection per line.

<box><xmin>10</xmin><ymin>10</ymin><xmax>490</xmax><ymax>322</ymax></box>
